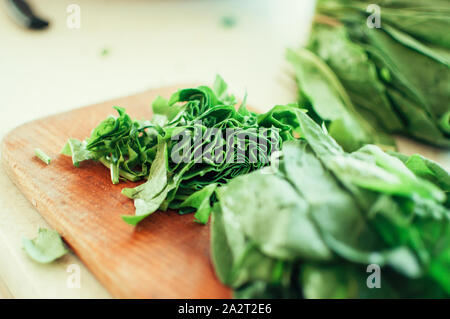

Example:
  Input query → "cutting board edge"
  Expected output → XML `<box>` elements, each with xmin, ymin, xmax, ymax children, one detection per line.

<box><xmin>1</xmin><ymin>137</ymin><xmax>119</xmax><ymax>297</ymax></box>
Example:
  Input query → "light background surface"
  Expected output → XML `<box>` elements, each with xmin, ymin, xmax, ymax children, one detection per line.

<box><xmin>0</xmin><ymin>0</ymin><xmax>448</xmax><ymax>298</ymax></box>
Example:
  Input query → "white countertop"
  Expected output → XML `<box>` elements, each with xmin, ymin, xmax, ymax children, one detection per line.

<box><xmin>0</xmin><ymin>0</ymin><xmax>448</xmax><ymax>299</ymax></box>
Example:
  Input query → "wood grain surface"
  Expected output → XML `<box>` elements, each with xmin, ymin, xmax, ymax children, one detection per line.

<box><xmin>1</xmin><ymin>85</ymin><xmax>232</xmax><ymax>299</ymax></box>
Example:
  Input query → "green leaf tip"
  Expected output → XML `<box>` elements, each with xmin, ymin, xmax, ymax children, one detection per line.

<box><xmin>34</xmin><ymin>148</ymin><xmax>51</xmax><ymax>165</ymax></box>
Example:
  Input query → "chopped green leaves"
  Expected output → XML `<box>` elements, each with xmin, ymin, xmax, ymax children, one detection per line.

<box><xmin>61</xmin><ymin>138</ymin><xmax>93</xmax><ymax>167</ymax></box>
<box><xmin>60</xmin><ymin>76</ymin><xmax>450</xmax><ymax>298</ymax></box>
<box><xmin>121</xmin><ymin>142</ymin><xmax>171</xmax><ymax>225</ymax></box>
<box><xmin>179</xmin><ymin>183</ymin><xmax>217</xmax><ymax>224</ymax></box>
<box><xmin>100</xmin><ymin>47</ymin><xmax>110</xmax><ymax>57</ymax></box>
<box><xmin>34</xmin><ymin>148</ymin><xmax>51</xmax><ymax>165</ymax></box>
<box><xmin>64</xmin><ymin>77</ymin><xmax>297</xmax><ymax>225</ymax></box>
<box><xmin>22</xmin><ymin>228</ymin><xmax>68</xmax><ymax>263</ymax></box>
<box><xmin>220</xmin><ymin>16</ymin><xmax>237</xmax><ymax>29</ymax></box>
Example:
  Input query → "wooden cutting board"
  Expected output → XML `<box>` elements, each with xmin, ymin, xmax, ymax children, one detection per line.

<box><xmin>1</xmin><ymin>85</ymin><xmax>232</xmax><ymax>299</ymax></box>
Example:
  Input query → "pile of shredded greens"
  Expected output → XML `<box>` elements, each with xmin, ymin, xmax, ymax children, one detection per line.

<box><xmin>63</xmin><ymin>76</ymin><xmax>298</xmax><ymax>225</ymax></box>
<box><xmin>61</xmin><ymin>77</ymin><xmax>450</xmax><ymax>298</ymax></box>
<box><xmin>288</xmin><ymin>0</ymin><xmax>450</xmax><ymax>151</ymax></box>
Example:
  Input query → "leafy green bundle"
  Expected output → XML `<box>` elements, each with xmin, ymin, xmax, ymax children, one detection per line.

<box><xmin>288</xmin><ymin>0</ymin><xmax>450</xmax><ymax>151</ymax></box>
<box><xmin>63</xmin><ymin>77</ymin><xmax>299</xmax><ymax>225</ymax></box>
<box><xmin>211</xmin><ymin>108</ymin><xmax>450</xmax><ymax>298</ymax></box>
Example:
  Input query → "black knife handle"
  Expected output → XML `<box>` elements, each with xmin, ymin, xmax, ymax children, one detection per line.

<box><xmin>5</xmin><ymin>0</ymin><xmax>49</xmax><ymax>30</ymax></box>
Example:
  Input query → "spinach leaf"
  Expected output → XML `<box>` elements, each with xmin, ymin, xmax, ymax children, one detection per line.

<box><xmin>211</xmin><ymin>110</ymin><xmax>450</xmax><ymax>298</ymax></box>
<box><xmin>178</xmin><ymin>183</ymin><xmax>217</xmax><ymax>224</ymax></box>
<box><xmin>22</xmin><ymin>228</ymin><xmax>68</xmax><ymax>264</ymax></box>
<box><xmin>290</xmin><ymin>0</ymin><xmax>450</xmax><ymax>148</ymax></box>
<box><xmin>61</xmin><ymin>138</ymin><xmax>93</xmax><ymax>167</ymax></box>
<box><xmin>287</xmin><ymin>48</ymin><xmax>395</xmax><ymax>152</ymax></box>
<box><xmin>121</xmin><ymin>141</ymin><xmax>170</xmax><ymax>225</ymax></box>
